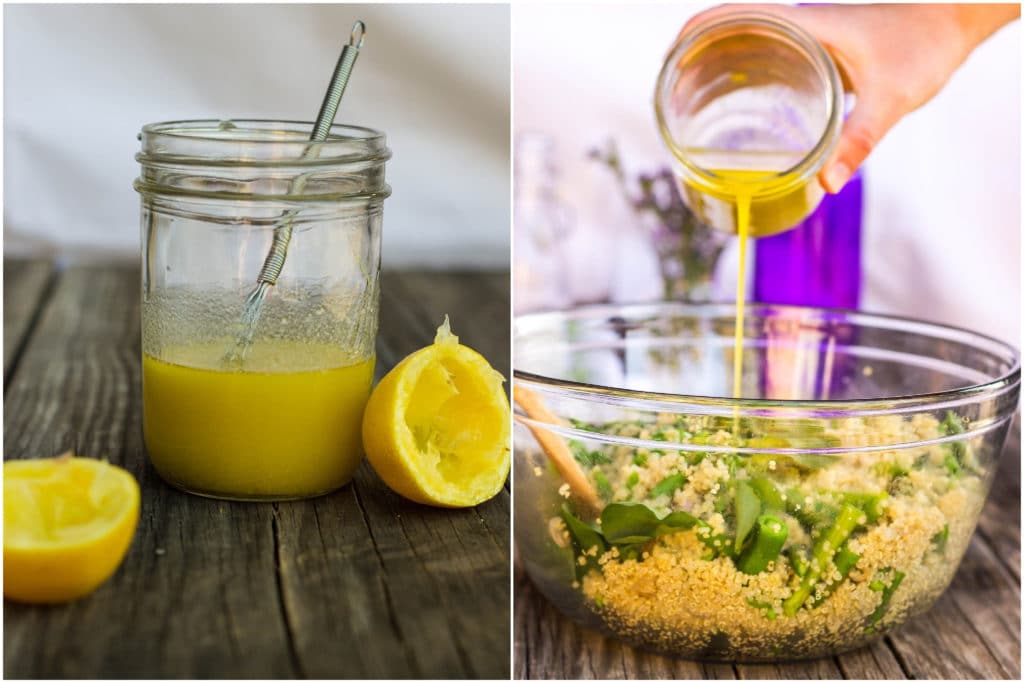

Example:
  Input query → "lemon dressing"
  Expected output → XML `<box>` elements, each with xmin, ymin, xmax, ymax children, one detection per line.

<box><xmin>143</xmin><ymin>340</ymin><xmax>374</xmax><ymax>500</ymax></box>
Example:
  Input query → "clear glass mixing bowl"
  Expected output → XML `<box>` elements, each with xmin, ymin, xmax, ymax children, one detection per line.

<box><xmin>514</xmin><ymin>302</ymin><xmax>1019</xmax><ymax>661</ymax></box>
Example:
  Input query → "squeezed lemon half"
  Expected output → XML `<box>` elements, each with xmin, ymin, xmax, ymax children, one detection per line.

<box><xmin>4</xmin><ymin>454</ymin><xmax>140</xmax><ymax>603</ymax></box>
<box><xmin>362</xmin><ymin>317</ymin><xmax>510</xmax><ymax>507</ymax></box>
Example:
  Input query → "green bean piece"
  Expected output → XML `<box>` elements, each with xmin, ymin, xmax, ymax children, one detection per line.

<box><xmin>749</xmin><ymin>477</ymin><xmax>786</xmax><ymax>511</ymax></box>
<box><xmin>840</xmin><ymin>492</ymin><xmax>888</xmax><ymax>522</ymax></box>
<box><xmin>783</xmin><ymin>578</ymin><xmax>819</xmax><ymax>617</ymax></box>
<box><xmin>746</xmin><ymin>598</ymin><xmax>778</xmax><ymax>620</ymax></box>
<box><xmin>783</xmin><ymin>504</ymin><xmax>864</xmax><ymax>616</ymax></box>
<box><xmin>747</xmin><ymin>435</ymin><xmax>836</xmax><ymax>470</ymax></box>
<box><xmin>790</xmin><ymin>451</ymin><xmax>839</xmax><ymax>468</ymax></box>
<box><xmin>867</xmin><ymin>570</ymin><xmax>906</xmax><ymax>631</ymax></box>
<box><xmin>649</xmin><ymin>472</ymin><xmax>686</xmax><ymax>498</ymax></box>
<box><xmin>697</xmin><ymin>526</ymin><xmax>736</xmax><ymax>560</ymax></box>
<box><xmin>736</xmin><ymin>515</ymin><xmax>788</xmax><ymax>574</ymax></box>
<box><xmin>814</xmin><ymin>505</ymin><xmax>863</xmax><ymax>565</ymax></box>
<box><xmin>810</xmin><ymin>545</ymin><xmax>860</xmax><ymax>606</ymax></box>
<box><xmin>785</xmin><ymin>488</ymin><xmax>838</xmax><ymax>529</ymax></box>
<box><xmin>786</xmin><ymin>546</ymin><xmax>810</xmax><ymax>578</ymax></box>
<box><xmin>835</xmin><ymin>546</ymin><xmax>860</xmax><ymax>573</ymax></box>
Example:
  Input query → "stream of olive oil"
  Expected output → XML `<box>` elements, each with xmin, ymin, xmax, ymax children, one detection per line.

<box><xmin>733</xmin><ymin>188</ymin><xmax>751</xmax><ymax>405</ymax></box>
<box><xmin>682</xmin><ymin>159</ymin><xmax>814</xmax><ymax>428</ymax></box>
<box><xmin>694</xmin><ymin>169</ymin><xmax>802</xmax><ymax>429</ymax></box>
<box><xmin>700</xmin><ymin>170</ymin><xmax>761</xmax><ymax>407</ymax></box>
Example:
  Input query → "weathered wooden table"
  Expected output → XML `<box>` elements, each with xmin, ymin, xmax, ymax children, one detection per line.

<box><xmin>3</xmin><ymin>259</ymin><xmax>511</xmax><ymax>679</ymax></box>
<box><xmin>515</xmin><ymin>416</ymin><xmax>1021</xmax><ymax>677</ymax></box>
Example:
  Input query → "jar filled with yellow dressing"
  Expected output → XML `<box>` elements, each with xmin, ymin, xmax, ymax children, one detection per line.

<box><xmin>135</xmin><ymin>119</ymin><xmax>390</xmax><ymax>501</ymax></box>
<box><xmin>655</xmin><ymin>13</ymin><xmax>844</xmax><ymax>238</ymax></box>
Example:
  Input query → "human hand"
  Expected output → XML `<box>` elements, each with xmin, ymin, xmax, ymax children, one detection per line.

<box><xmin>681</xmin><ymin>3</ymin><xmax>1019</xmax><ymax>193</ymax></box>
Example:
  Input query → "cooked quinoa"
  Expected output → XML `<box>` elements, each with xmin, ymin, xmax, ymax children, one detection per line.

<box><xmin>548</xmin><ymin>411</ymin><xmax>987</xmax><ymax>660</ymax></box>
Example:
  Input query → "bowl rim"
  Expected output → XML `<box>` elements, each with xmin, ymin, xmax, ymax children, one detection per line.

<box><xmin>513</xmin><ymin>301</ymin><xmax>1021</xmax><ymax>415</ymax></box>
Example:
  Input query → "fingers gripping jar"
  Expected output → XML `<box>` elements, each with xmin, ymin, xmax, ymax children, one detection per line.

<box><xmin>135</xmin><ymin>119</ymin><xmax>391</xmax><ymax>501</ymax></box>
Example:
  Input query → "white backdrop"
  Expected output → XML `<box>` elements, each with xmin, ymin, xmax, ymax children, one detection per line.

<box><xmin>4</xmin><ymin>3</ymin><xmax>510</xmax><ymax>268</ymax></box>
<box><xmin>513</xmin><ymin>3</ymin><xmax>1021</xmax><ymax>346</ymax></box>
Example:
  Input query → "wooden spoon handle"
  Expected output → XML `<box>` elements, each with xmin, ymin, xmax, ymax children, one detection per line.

<box><xmin>514</xmin><ymin>386</ymin><xmax>602</xmax><ymax>516</ymax></box>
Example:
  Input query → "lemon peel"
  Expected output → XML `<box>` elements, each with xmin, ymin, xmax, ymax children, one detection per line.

<box><xmin>362</xmin><ymin>317</ymin><xmax>510</xmax><ymax>507</ymax></box>
<box><xmin>4</xmin><ymin>454</ymin><xmax>139</xmax><ymax>603</ymax></box>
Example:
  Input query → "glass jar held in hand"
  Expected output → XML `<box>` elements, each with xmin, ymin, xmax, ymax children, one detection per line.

<box><xmin>655</xmin><ymin>12</ymin><xmax>843</xmax><ymax>239</ymax></box>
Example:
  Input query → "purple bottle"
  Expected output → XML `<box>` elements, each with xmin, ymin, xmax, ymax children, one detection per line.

<box><xmin>753</xmin><ymin>171</ymin><xmax>864</xmax><ymax>401</ymax></box>
<box><xmin>753</xmin><ymin>169</ymin><xmax>863</xmax><ymax>309</ymax></box>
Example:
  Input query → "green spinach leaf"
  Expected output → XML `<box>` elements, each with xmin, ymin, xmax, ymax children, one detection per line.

<box><xmin>733</xmin><ymin>480</ymin><xmax>761</xmax><ymax>553</ymax></box>
<box><xmin>599</xmin><ymin>501</ymin><xmax>700</xmax><ymax>544</ymax></box>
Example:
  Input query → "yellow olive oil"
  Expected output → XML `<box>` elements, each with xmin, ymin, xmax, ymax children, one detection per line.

<box><xmin>679</xmin><ymin>151</ymin><xmax>823</xmax><ymax>238</ymax></box>
<box><xmin>680</xmin><ymin>165</ymin><xmax>816</xmax><ymax>417</ymax></box>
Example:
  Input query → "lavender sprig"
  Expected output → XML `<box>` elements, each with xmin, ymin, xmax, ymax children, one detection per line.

<box><xmin>589</xmin><ymin>140</ymin><xmax>727</xmax><ymax>301</ymax></box>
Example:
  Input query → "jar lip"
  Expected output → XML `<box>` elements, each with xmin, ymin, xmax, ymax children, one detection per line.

<box><xmin>514</xmin><ymin>302</ymin><xmax>1022</xmax><ymax>417</ymax></box>
<box><xmin>136</xmin><ymin>118</ymin><xmax>391</xmax><ymax>200</ymax></box>
<box><xmin>654</xmin><ymin>12</ymin><xmax>844</xmax><ymax>188</ymax></box>
<box><xmin>140</xmin><ymin>118</ymin><xmax>387</xmax><ymax>146</ymax></box>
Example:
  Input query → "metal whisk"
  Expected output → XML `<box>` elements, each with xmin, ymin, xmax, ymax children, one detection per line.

<box><xmin>224</xmin><ymin>21</ymin><xmax>366</xmax><ymax>365</ymax></box>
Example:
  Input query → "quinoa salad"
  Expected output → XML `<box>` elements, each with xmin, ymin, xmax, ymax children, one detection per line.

<box><xmin>541</xmin><ymin>411</ymin><xmax>988</xmax><ymax>660</ymax></box>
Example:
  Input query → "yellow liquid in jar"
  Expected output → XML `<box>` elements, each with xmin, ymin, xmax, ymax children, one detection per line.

<box><xmin>681</xmin><ymin>152</ymin><xmax>820</xmax><ymax>238</ymax></box>
<box><xmin>142</xmin><ymin>339</ymin><xmax>375</xmax><ymax>500</ymax></box>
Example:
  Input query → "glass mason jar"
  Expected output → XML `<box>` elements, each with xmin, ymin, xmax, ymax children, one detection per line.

<box><xmin>135</xmin><ymin>119</ymin><xmax>391</xmax><ymax>501</ymax></box>
<box><xmin>655</xmin><ymin>13</ymin><xmax>843</xmax><ymax>237</ymax></box>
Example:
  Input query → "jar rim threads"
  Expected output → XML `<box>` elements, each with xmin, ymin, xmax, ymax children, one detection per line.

<box><xmin>134</xmin><ymin>119</ymin><xmax>392</xmax><ymax>203</ymax></box>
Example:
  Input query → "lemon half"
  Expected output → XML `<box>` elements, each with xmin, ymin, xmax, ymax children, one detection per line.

<box><xmin>4</xmin><ymin>454</ymin><xmax>140</xmax><ymax>603</ymax></box>
<box><xmin>362</xmin><ymin>317</ymin><xmax>510</xmax><ymax>507</ymax></box>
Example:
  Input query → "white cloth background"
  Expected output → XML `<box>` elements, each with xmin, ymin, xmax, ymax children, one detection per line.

<box><xmin>513</xmin><ymin>2</ymin><xmax>1021</xmax><ymax>347</ymax></box>
<box><xmin>4</xmin><ymin>3</ymin><xmax>510</xmax><ymax>268</ymax></box>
